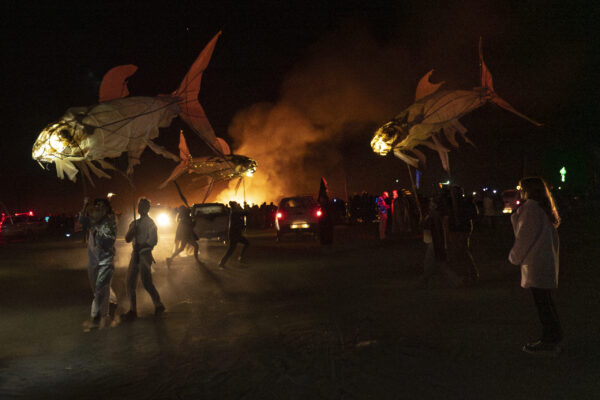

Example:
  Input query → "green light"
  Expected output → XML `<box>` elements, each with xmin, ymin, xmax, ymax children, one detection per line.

<box><xmin>559</xmin><ymin>166</ymin><xmax>566</xmax><ymax>183</ymax></box>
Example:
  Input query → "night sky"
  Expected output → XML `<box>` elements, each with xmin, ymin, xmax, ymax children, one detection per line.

<box><xmin>1</xmin><ymin>0</ymin><xmax>598</xmax><ymax>214</ymax></box>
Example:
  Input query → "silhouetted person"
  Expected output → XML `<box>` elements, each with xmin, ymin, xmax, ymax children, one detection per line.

<box><xmin>122</xmin><ymin>198</ymin><xmax>165</xmax><ymax>321</ymax></box>
<box><xmin>218</xmin><ymin>201</ymin><xmax>249</xmax><ymax>268</ymax></box>
<box><xmin>166</xmin><ymin>205</ymin><xmax>200</xmax><ymax>268</ymax></box>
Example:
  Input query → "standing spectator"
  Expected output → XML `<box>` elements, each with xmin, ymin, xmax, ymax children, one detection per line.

<box><xmin>445</xmin><ymin>186</ymin><xmax>479</xmax><ymax>283</ymax></box>
<box><xmin>122</xmin><ymin>198</ymin><xmax>165</xmax><ymax>321</ymax></box>
<box><xmin>79</xmin><ymin>197</ymin><xmax>118</xmax><ymax>330</ymax></box>
<box><xmin>509</xmin><ymin>177</ymin><xmax>562</xmax><ymax>355</ymax></box>
<box><xmin>418</xmin><ymin>197</ymin><xmax>463</xmax><ymax>288</ymax></box>
<box><xmin>376</xmin><ymin>191</ymin><xmax>391</xmax><ymax>240</ymax></box>
<box><xmin>218</xmin><ymin>201</ymin><xmax>250</xmax><ymax>268</ymax></box>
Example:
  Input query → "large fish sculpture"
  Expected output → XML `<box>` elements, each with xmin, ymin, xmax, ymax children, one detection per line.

<box><xmin>32</xmin><ymin>32</ymin><xmax>227</xmax><ymax>182</ymax></box>
<box><xmin>159</xmin><ymin>132</ymin><xmax>257</xmax><ymax>189</ymax></box>
<box><xmin>371</xmin><ymin>39</ymin><xmax>542</xmax><ymax>170</ymax></box>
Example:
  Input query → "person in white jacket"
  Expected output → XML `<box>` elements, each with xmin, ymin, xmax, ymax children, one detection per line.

<box><xmin>509</xmin><ymin>177</ymin><xmax>562</xmax><ymax>355</ymax></box>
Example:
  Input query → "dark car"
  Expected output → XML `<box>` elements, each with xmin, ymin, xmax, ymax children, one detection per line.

<box><xmin>275</xmin><ymin>196</ymin><xmax>322</xmax><ymax>241</ymax></box>
<box><xmin>192</xmin><ymin>203</ymin><xmax>230</xmax><ymax>241</ymax></box>
<box><xmin>0</xmin><ymin>212</ymin><xmax>48</xmax><ymax>239</ymax></box>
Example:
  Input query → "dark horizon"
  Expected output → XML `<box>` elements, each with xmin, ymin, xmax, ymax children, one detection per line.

<box><xmin>2</xmin><ymin>1</ymin><xmax>598</xmax><ymax>214</ymax></box>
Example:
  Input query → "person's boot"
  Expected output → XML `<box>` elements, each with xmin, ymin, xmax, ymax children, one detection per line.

<box><xmin>121</xmin><ymin>310</ymin><xmax>137</xmax><ymax>322</ymax></box>
<box><xmin>155</xmin><ymin>304</ymin><xmax>166</xmax><ymax>316</ymax></box>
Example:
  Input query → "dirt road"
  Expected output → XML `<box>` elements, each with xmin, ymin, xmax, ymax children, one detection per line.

<box><xmin>1</xmin><ymin>218</ymin><xmax>599</xmax><ymax>399</ymax></box>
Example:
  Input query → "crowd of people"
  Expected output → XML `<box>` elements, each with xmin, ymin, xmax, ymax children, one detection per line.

<box><xmin>74</xmin><ymin>174</ymin><xmax>563</xmax><ymax>356</ymax></box>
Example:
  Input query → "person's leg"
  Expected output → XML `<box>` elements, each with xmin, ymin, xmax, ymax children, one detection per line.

<box><xmin>531</xmin><ymin>288</ymin><xmax>563</xmax><ymax>344</ymax></box>
<box><xmin>95</xmin><ymin>263</ymin><xmax>114</xmax><ymax>322</ymax></box>
<box><xmin>189</xmin><ymin>239</ymin><xmax>203</xmax><ymax>265</ymax></box>
<box><xmin>238</xmin><ymin>236</ymin><xmax>249</xmax><ymax>261</ymax></box>
<box><xmin>88</xmin><ymin>263</ymin><xmax>100</xmax><ymax>320</ymax></box>
<box><xmin>219</xmin><ymin>239</ymin><xmax>237</xmax><ymax>267</ymax></box>
<box><xmin>125</xmin><ymin>252</ymin><xmax>139</xmax><ymax>314</ymax></box>
<box><xmin>139</xmin><ymin>252</ymin><xmax>163</xmax><ymax>308</ymax></box>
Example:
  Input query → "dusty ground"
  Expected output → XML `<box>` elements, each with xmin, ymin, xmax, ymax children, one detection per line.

<box><xmin>0</xmin><ymin>214</ymin><xmax>599</xmax><ymax>399</ymax></box>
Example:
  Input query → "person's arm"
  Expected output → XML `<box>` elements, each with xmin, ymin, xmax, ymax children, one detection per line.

<box><xmin>508</xmin><ymin>205</ymin><xmax>542</xmax><ymax>265</ymax></box>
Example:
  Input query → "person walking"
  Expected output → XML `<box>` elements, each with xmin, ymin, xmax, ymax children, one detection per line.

<box><xmin>122</xmin><ymin>198</ymin><xmax>165</xmax><ymax>321</ymax></box>
<box><xmin>166</xmin><ymin>205</ymin><xmax>201</xmax><ymax>268</ymax></box>
<box><xmin>509</xmin><ymin>177</ymin><xmax>562</xmax><ymax>355</ymax></box>
<box><xmin>79</xmin><ymin>197</ymin><xmax>118</xmax><ymax>330</ymax></box>
<box><xmin>218</xmin><ymin>201</ymin><xmax>249</xmax><ymax>268</ymax></box>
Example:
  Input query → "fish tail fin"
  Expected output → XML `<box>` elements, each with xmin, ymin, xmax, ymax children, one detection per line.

<box><xmin>479</xmin><ymin>37</ymin><xmax>543</xmax><ymax>126</ymax></box>
<box><xmin>174</xmin><ymin>31</ymin><xmax>221</xmax><ymax>142</ymax></box>
<box><xmin>158</xmin><ymin>132</ymin><xmax>191</xmax><ymax>189</ymax></box>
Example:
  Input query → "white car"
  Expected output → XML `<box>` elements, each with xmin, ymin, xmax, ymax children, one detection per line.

<box><xmin>275</xmin><ymin>196</ymin><xmax>322</xmax><ymax>241</ymax></box>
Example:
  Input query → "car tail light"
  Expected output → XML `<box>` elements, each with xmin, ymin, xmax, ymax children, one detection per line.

<box><xmin>276</xmin><ymin>212</ymin><xmax>283</xmax><ymax>220</ymax></box>
<box><xmin>316</xmin><ymin>209</ymin><xmax>322</xmax><ymax>217</ymax></box>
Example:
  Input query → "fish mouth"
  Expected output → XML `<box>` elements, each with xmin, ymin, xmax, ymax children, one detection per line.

<box><xmin>32</xmin><ymin>121</ymin><xmax>84</xmax><ymax>162</ymax></box>
<box><xmin>371</xmin><ymin>124</ymin><xmax>398</xmax><ymax>156</ymax></box>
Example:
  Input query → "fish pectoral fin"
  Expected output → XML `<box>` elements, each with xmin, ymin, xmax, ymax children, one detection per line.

<box><xmin>158</xmin><ymin>161</ymin><xmax>188</xmax><ymax>189</ymax></box>
<box><xmin>146</xmin><ymin>139</ymin><xmax>180</xmax><ymax>162</ymax></box>
<box><xmin>392</xmin><ymin>149</ymin><xmax>419</xmax><ymax>167</ymax></box>
<box><xmin>55</xmin><ymin>159</ymin><xmax>79</xmax><ymax>182</ymax></box>
<box><xmin>75</xmin><ymin>161</ymin><xmax>96</xmax><ymax>187</ymax></box>
<box><xmin>87</xmin><ymin>161</ymin><xmax>112</xmax><ymax>179</ymax></box>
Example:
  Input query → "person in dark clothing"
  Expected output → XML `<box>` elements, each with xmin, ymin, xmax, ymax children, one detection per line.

<box><xmin>444</xmin><ymin>185</ymin><xmax>479</xmax><ymax>283</ymax></box>
<box><xmin>418</xmin><ymin>197</ymin><xmax>463</xmax><ymax>288</ymax></box>
<box><xmin>166</xmin><ymin>205</ymin><xmax>200</xmax><ymax>268</ymax></box>
<box><xmin>218</xmin><ymin>201</ymin><xmax>249</xmax><ymax>268</ymax></box>
<box><xmin>317</xmin><ymin>177</ymin><xmax>334</xmax><ymax>245</ymax></box>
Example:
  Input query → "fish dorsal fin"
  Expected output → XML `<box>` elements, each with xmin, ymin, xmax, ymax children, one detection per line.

<box><xmin>99</xmin><ymin>64</ymin><xmax>138</xmax><ymax>102</ymax></box>
<box><xmin>415</xmin><ymin>70</ymin><xmax>445</xmax><ymax>101</ymax></box>
<box><xmin>216</xmin><ymin>137</ymin><xmax>231</xmax><ymax>155</ymax></box>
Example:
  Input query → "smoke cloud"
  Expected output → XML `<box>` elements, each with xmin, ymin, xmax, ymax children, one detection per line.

<box><xmin>215</xmin><ymin>23</ymin><xmax>417</xmax><ymax>204</ymax></box>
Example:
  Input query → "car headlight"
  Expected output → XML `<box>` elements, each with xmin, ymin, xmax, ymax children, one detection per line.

<box><xmin>156</xmin><ymin>212</ymin><xmax>172</xmax><ymax>227</ymax></box>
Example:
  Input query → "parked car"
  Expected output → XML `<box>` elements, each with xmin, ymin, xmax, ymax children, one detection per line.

<box><xmin>502</xmin><ymin>189</ymin><xmax>521</xmax><ymax>214</ymax></box>
<box><xmin>0</xmin><ymin>212</ymin><xmax>48</xmax><ymax>239</ymax></box>
<box><xmin>275</xmin><ymin>196</ymin><xmax>322</xmax><ymax>241</ymax></box>
<box><xmin>192</xmin><ymin>203</ymin><xmax>230</xmax><ymax>241</ymax></box>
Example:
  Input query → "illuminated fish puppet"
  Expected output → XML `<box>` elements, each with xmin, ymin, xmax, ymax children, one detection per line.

<box><xmin>370</xmin><ymin>39</ymin><xmax>542</xmax><ymax>171</ymax></box>
<box><xmin>158</xmin><ymin>132</ymin><xmax>257</xmax><ymax>189</ymax></box>
<box><xmin>32</xmin><ymin>32</ymin><xmax>225</xmax><ymax>182</ymax></box>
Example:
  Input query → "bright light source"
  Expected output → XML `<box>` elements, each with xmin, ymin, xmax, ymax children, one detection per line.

<box><xmin>156</xmin><ymin>212</ymin><xmax>171</xmax><ymax>227</ymax></box>
<box><xmin>492</xmin><ymin>190</ymin><xmax>497</xmax><ymax>194</ymax></box>
<box><xmin>560</xmin><ymin>166</ymin><xmax>566</xmax><ymax>183</ymax></box>
<box><xmin>28</xmin><ymin>211</ymin><xmax>34</xmax><ymax>216</ymax></box>
<box><xmin>107</xmin><ymin>192</ymin><xmax>116</xmax><ymax>198</ymax></box>
<box><xmin>65</xmin><ymin>233</ymin><xmax>71</xmax><ymax>237</ymax></box>
<box><xmin>316</xmin><ymin>210</ymin><xmax>322</xmax><ymax>217</ymax></box>
<box><xmin>276</xmin><ymin>212</ymin><xmax>282</xmax><ymax>219</ymax></box>
<box><xmin>246</xmin><ymin>170</ymin><xmax>254</xmax><ymax>177</ymax></box>
<box><xmin>472</xmin><ymin>192</ymin><xmax>477</xmax><ymax>196</ymax></box>
<box><xmin>516</xmin><ymin>200</ymin><xmax>520</xmax><ymax>205</ymax></box>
